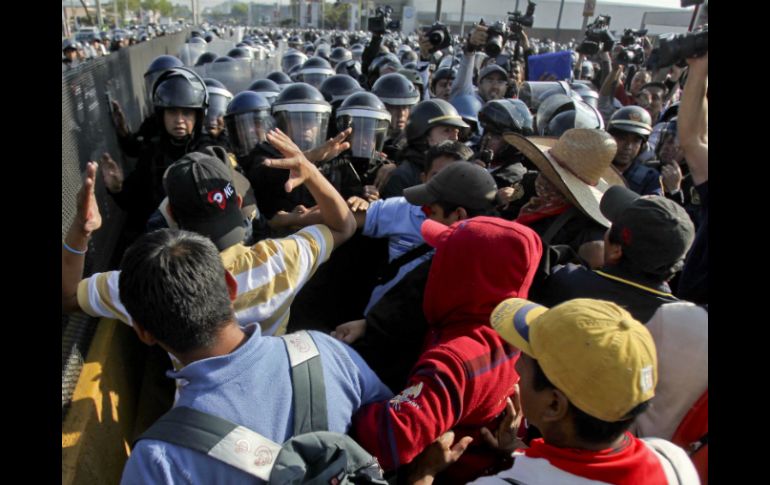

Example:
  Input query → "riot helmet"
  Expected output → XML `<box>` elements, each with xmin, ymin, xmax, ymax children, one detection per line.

<box><xmin>248</xmin><ymin>79</ymin><xmax>281</xmax><ymax>105</ymax></box>
<box><xmin>400</xmin><ymin>50</ymin><xmax>419</xmax><ymax>65</ymax></box>
<box><xmin>304</xmin><ymin>42</ymin><xmax>316</xmax><ymax>55</ymax></box>
<box><xmin>206</xmin><ymin>56</ymin><xmax>253</xmax><ymax>96</ymax></box>
<box><xmin>288</xmin><ymin>64</ymin><xmax>303</xmax><ymax>81</ymax></box>
<box><xmin>203</xmin><ymin>78</ymin><xmax>233</xmax><ymax>135</ymax></box>
<box><xmin>272</xmin><ymin>83</ymin><xmax>332</xmax><ymax>151</ymax></box>
<box><xmin>430</xmin><ymin>67</ymin><xmax>456</xmax><ymax>100</ymax></box>
<box><xmin>281</xmin><ymin>50</ymin><xmax>308</xmax><ymax>74</ymax></box>
<box><xmin>336</xmin><ymin>92</ymin><xmax>391</xmax><ymax>161</ymax></box>
<box><xmin>227</xmin><ymin>47</ymin><xmax>253</xmax><ymax>60</ymax></box>
<box><xmin>329</xmin><ymin>47</ymin><xmax>352</xmax><ymax>67</ymax></box>
<box><xmin>450</xmin><ymin>94</ymin><xmax>482</xmax><ymax>137</ymax></box>
<box><xmin>179</xmin><ymin>37</ymin><xmax>207</xmax><ymax>66</ymax></box>
<box><xmin>315</xmin><ymin>43</ymin><xmax>332</xmax><ymax>61</ymax></box>
<box><xmin>372</xmin><ymin>73</ymin><xmax>421</xmax><ymax>136</ymax></box>
<box><xmin>152</xmin><ymin>67</ymin><xmax>209</xmax><ymax>140</ymax></box>
<box><xmin>570</xmin><ymin>82</ymin><xmax>600</xmax><ymax>109</ymax></box>
<box><xmin>194</xmin><ymin>52</ymin><xmax>218</xmax><ymax>67</ymax></box>
<box><xmin>368</xmin><ymin>53</ymin><xmax>402</xmax><ymax>86</ymax></box>
<box><xmin>320</xmin><ymin>74</ymin><xmax>364</xmax><ymax>107</ymax></box>
<box><xmin>299</xmin><ymin>57</ymin><xmax>335</xmax><ymax>89</ymax></box>
<box><xmin>536</xmin><ymin>94</ymin><xmax>576</xmax><ymax>136</ymax></box>
<box><xmin>350</xmin><ymin>44</ymin><xmax>364</xmax><ymax>61</ymax></box>
<box><xmin>267</xmin><ymin>71</ymin><xmax>292</xmax><ymax>88</ymax></box>
<box><xmin>607</xmin><ymin>105</ymin><xmax>653</xmax><ymax>140</ymax></box>
<box><xmin>479</xmin><ymin>98</ymin><xmax>534</xmax><ymax>136</ymax></box>
<box><xmin>405</xmin><ymin>99</ymin><xmax>470</xmax><ymax>144</ymax></box>
<box><xmin>225</xmin><ymin>91</ymin><xmax>275</xmax><ymax>158</ymax></box>
<box><xmin>335</xmin><ymin>59</ymin><xmax>362</xmax><ymax>79</ymax></box>
<box><xmin>397</xmin><ymin>68</ymin><xmax>425</xmax><ymax>101</ymax></box>
<box><xmin>544</xmin><ymin>101</ymin><xmax>604</xmax><ymax>137</ymax></box>
<box><xmin>144</xmin><ymin>55</ymin><xmax>185</xmax><ymax>109</ymax></box>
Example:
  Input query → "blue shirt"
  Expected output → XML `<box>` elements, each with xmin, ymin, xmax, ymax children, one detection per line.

<box><xmin>362</xmin><ymin>197</ymin><xmax>434</xmax><ymax>314</ymax></box>
<box><xmin>121</xmin><ymin>324</ymin><xmax>392</xmax><ymax>484</ymax></box>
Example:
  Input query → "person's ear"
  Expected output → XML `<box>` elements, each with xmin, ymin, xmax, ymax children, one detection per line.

<box><xmin>225</xmin><ymin>270</ymin><xmax>238</xmax><ymax>301</ymax></box>
<box><xmin>541</xmin><ymin>388</ymin><xmax>571</xmax><ymax>423</ymax></box>
<box><xmin>605</xmin><ymin>240</ymin><xmax>623</xmax><ymax>266</ymax></box>
<box><xmin>131</xmin><ymin>321</ymin><xmax>158</xmax><ymax>347</ymax></box>
<box><xmin>236</xmin><ymin>194</ymin><xmax>243</xmax><ymax>209</ymax></box>
<box><xmin>455</xmin><ymin>206</ymin><xmax>468</xmax><ymax>222</ymax></box>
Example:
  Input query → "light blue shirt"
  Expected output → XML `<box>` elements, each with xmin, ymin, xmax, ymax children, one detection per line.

<box><xmin>121</xmin><ymin>324</ymin><xmax>392</xmax><ymax>484</ymax></box>
<box><xmin>362</xmin><ymin>197</ymin><xmax>434</xmax><ymax>314</ymax></box>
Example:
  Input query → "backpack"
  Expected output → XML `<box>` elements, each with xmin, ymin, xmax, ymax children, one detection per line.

<box><xmin>135</xmin><ymin>331</ymin><xmax>387</xmax><ymax>484</ymax></box>
<box><xmin>671</xmin><ymin>390</ymin><xmax>708</xmax><ymax>485</ymax></box>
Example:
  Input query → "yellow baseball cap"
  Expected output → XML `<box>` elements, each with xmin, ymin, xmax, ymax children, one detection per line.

<box><xmin>490</xmin><ymin>298</ymin><xmax>658</xmax><ymax>422</ymax></box>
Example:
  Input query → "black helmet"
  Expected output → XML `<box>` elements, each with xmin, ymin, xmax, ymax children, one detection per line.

<box><xmin>304</xmin><ymin>42</ymin><xmax>315</xmax><ymax>55</ymax></box>
<box><xmin>350</xmin><ymin>44</ymin><xmax>364</xmax><ymax>61</ymax></box>
<box><xmin>152</xmin><ymin>67</ymin><xmax>208</xmax><ymax>138</ymax></box>
<box><xmin>288</xmin><ymin>64</ymin><xmax>303</xmax><ymax>81</ymax></box>
<box><xmin>400</xmin><ymin>50</ymin><xmax>419</xmax><ymax>65</ymax></box>
<box><xmin>570</xmin><ymin>82</ymin><xmax>600</xmax><ymax>109</ymax></box>
<box><xmin>204</xmin><ymin>32</ymin><xmax>214</xmax><ymax>43</ymax></box>
<box><xmin>62</xmin><ymin>39</ymin><xmax>77</xmax><ymax>52</ymax></box>
<box><xmin>368</xmin><ymin>53</ymin><xmax>402</xmax><ymax>81</ymax></box>
<box><xmin>405</xmin><ymin>99</ymin><xmax>470</xmax><ymax>143</ymax></box>
<box><xmin>281</xmin><ymin>50</ymin><xmax>308</xmax><ymax>74</ymax></box>
<box><xmin>267</xmin><ymin>71</ymin><xmax>292</xmax><ymax>87</ymax></box>
<box><xmin>203</xmin><ymin>78</ymin><xmax>234</xmax><ymax>135</ymax></box>
<box><xmin>320</xmin><ymin>75</ymin><xmax>364</xmax><ymax>106</ymax></box>
<box><xmin>335</xmin><ymin>59</ymin><xmax>362</xmax><ymax>79</ymax></box>
<box><xmin>315</xmin><ymin>43</ymin><xmax>331</xmax><ymax>61</ymax></box>
<box><xmin>299</xmin><ymin>57</ymin><xmax>335</xmax><ymax>89</ymax></box>
<box><xmin>329</xmin><ymin>47</ymin><xmax>352</xmax><ymax>66</ymax></box>
<box><xmin>194</xmin><ymin>52</ymin><xmax>218</xmax><ymax>67</ymax></box>
<box><xmin>372</xmin><ymin>73</ymin><xmax>420</xmax><ymax>107</ymax></box>
<box><xmin>336</xmin><ymin>92</ymin><xmax>391</xmax><ymax>161</ymax></box>
<box><xmin>397</xmin><ymin>68</ymin><xmax>425</xmax><ymax>100</ymax></box>
<box><xmin>145</xmin><ymin>54</ymin><xmax>184</xmax><ymax>78</ymax></box>
<box><xmin>536</xmin><ymin>94</ymin><xmax>576</xmax><ymax>135</ymax></box>
<box><xmin>478</xmin><ymin>99</ymin><xmax>534</xmax><ymax>136</ymax></box>
<box><xmin>430</xmin><ymin>67</ymin><xmax>457</xmax><ymax>94</ymax></box>
<box><xmin>545</xmin><ymin>101</ymin><xmax>604</xmax><ymax>137</ymax></box>
<box><xmin>608</xmin><ymin>105</ymin><xmax>653</xmax><ymax>139</ymax></box>
<box><xmin>272</xmin><ymin>83</ymin><xmax>332</xmax><ymax>151</ymax></box>
<box><xmin>225</xmin><ymin>91</ymin><xmax>275</xmax><ymax>157</ymax></box>
<box><xmin>227</xmin><ymin>47</ymin><xmax>253</xmax><ymax>60</ymax></box>
<box><xmin>248</xmin><ymin>79</ymin><xmax>281</xmax><ymax>105</ymax></box>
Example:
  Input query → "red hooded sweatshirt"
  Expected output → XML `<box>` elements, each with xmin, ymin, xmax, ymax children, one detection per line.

<box><xmin>352</xmin><ymin>217</ymin><xmax>542</xmax><ymax>483</ymax></box>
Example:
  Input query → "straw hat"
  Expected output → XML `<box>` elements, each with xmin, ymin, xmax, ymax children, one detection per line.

<box><xmin>503</xmin><ymin>128</ymin><xmax>626</xmax><ymax>227</ymax></box>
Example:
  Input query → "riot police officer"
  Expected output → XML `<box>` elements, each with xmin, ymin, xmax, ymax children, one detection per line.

<box><xmin>371</xmin><ymin>72</ymin><xmax>420</xmax><ymax>161</ymax></box>
<box><xmin>607</xmin><ymin>106</ymin><xmax>662</xmax><ymax>195</ymax></box>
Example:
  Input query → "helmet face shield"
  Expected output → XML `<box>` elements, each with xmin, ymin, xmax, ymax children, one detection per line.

<box><xmin>301</xmin><ymin>72</ymin><xmax>332</xmax><ymax>89</ymax></box>
<box><xmin>205</xmin><ymin>93</ymin><xmax>232</xmax><ymax>134</ymax></box>
<box><xmin>226</xmin><ymin>111</ymin><xmax>275</xmax><ymax>157</ymax></box>
<box><xmin>336</xmin><ymin>110</ymin><xmax>391</xmax><ymax>160</ymax></box>
<box><xmin>274</xmin><ymin>109</ymin><xmax>330</xmax><ymax>152</ymax></box>
<box><xmin>281</xmin><ymin>54</ymin><xmax>305</xmax><ymax>73</ymax></box>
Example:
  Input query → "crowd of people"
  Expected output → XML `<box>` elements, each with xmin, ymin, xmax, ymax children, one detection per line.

<box><xmin>62</xmin><ymin>11</ymin><xmax>708</xmax><ymax>484</ymax></box>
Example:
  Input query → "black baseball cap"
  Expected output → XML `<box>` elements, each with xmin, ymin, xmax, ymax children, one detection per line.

<box><xmin>600</xmin><ymin>185</ymin><xmax>695</xmax><ymax>277</ymax></box>
<box><xmin>164</xmin><ymin>147</ymin><xmax>245</xmax><ymax>251</ymax></box>
<box><xmin>404</xmin><ymin>161</ymin><xmax>498</xmax><ymax>211</ymax></box>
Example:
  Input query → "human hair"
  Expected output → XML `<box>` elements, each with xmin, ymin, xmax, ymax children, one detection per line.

<box><xmin>531</xmin><ymin>357</ymin><xmax>649</xmax><ymax>444</ymax></box>
<box><xmin>425</xmin><ymin>140</ymin><xmax>474</xmax><ymax>174</ymax></box>
<box><xmin>118</xmin><ymin>229</ymin><xmax>234</xmax><ymax>354</ymax></box>
<box><xmin>607</xmin><ymin>224</ymin><xmax>680</xmax><ymax>281</ymax></box>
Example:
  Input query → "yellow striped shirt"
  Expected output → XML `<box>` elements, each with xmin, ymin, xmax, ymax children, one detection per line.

<box><xmin>77</xmin><ymin>225</ymin><xmax>334</xmax><ymax>336</ymax></box>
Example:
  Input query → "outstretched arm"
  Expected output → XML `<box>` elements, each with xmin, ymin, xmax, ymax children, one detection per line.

<box><xmin>263</xmin><ymin>129</ymin><xmax>356</xmax><ymax>249</ymax></box>
<box><xmin>62</xmin><ymin>161</ymin><xmax>102</xmax><ymax>313</ymax></box>
<box><xmin>678</xmin><ymin>53</ymin><xmax>708</xmax><ymax>185</ymax></box>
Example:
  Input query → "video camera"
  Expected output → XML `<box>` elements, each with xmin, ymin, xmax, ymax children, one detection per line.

<box><xmin>422</xmin><ymin>22</ymin><xmax>452</xmax><ymax>52</ymax></box>
<box><xmin>576</xmin><ymin>15</ymin><xmax>615</xmax><ymax>56</ymax></box>
<box><xmin>483</xmin><ymin>0</ymin><xmax>537</xmax><ymax>58</ymax></box>
<box><xmin>368</xmin><ymin>6</ymin><xmax>401</xmax><ymax>35</ymax></box>
<box><xmin>654</xmin><ymin>26</ymin><xmax>708</xmax><ymax>69</ymax></box>
<box><xmin>615</xmin><ymin>28</ymin><xmax>647</xmax><ymax>66</ymax></box>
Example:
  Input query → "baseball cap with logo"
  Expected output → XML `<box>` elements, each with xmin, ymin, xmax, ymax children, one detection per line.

<box><xmin>490</xmin><ymin>298</ymin><xmax>658</xmax><ymax>422</ymax></box>
<box><xmin>600</xmin><ymin>185</ymin><xmax>695</xmax><ymax>277</ymax></box>
<box><xmin>164</xmin><ymin>148</ymin><xmax>245</xmax><ymax>251</ymax></box>
<box><xmin>403</xmin><ymin>161</ymin><xmax>498</xmax><ymax>212</ymax></box>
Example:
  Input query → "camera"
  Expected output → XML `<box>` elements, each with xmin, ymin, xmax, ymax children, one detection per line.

<box><xmin>422</xmin><ymin>22</ymin><xmax>452</xmax><ymax>52</ymax></box>
<box><xmin>368</xmin><ymin>6</ymin><xmax>401</xmax><ymax>35</ymax></box>
<box><xmin>482</xmin><ymin>1</ymin><xmax>537</xmax><ymax>57</ymax></box>
<box><xmin>620</xmin><ymin>28</ymin><xmax>647</xmax><ymax>47</ymax></box>
<box><xmin>654</xmin><ymin>26</ymin><xmax>707</xmax><ymax>69</ymax></box>
<box><xmin>616</xmin><ymin>45</ymin><xmax>645</xmax><ymax>66</ymax></box>
<box><xmin>576</xmin><ymin>15</ymin><xmax>615</xmax><ymax>56</ymax></box>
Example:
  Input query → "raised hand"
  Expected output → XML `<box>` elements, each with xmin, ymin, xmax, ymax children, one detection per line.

<box><xmin>100</xmin><ymin>152</ymin><xmax>124</xmax><ymax>193</ymax></box>
<box><xmin>77</xmin><ymin>161</ymin><xmax>102</xmax><ymax>237</ymax></box>
<box><xmin>304</xmin><ymin>128</ymin><xmax>352</xmax><ymax>164</ymax></box>
<box><xmin>480</xmin><ymin>386</ymin><xmax>526</xmax><ymax>454</ymax></box>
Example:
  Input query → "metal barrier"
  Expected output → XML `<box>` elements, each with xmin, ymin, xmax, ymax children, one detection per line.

<box><xmin>61</xmin><ymin>31</ymin><xmax>285</xmax><ymax>422</ymax></box>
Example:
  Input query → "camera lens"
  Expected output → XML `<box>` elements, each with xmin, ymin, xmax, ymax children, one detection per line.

<box><xmin>429</xmin><ymin>30</ymin><xmax>445</xmax><ymax>46</ymax></box>
<box><xmin>486</xmin><ymin>35</ymin><xmax>504</xmax><ymax>57</ymax></box>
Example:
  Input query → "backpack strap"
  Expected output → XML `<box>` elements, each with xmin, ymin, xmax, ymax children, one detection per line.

<box><xmin>281</xmin><ymin>331</ymin><xmax>328</xmax><ymax>435</ymax></box>
<box><xmin>376</xmin><ymin>243</ymin><xmax>433</xmax><ymax>285</ymax></box>
<box><xmin>135</xmin><ymin>406</ymin><xmax>282</xmax><ymax>481</ymax></box>
<box><xmin>541</xmin><ymin>207</ymin><xmax>579</xmax><ymax>245</ymax></box>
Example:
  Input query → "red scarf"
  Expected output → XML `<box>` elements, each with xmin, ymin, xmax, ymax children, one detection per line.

<box><xmin>523</xmin><ymin>433</ymin><xmax>668</xmax><ymax>484</ymax></box>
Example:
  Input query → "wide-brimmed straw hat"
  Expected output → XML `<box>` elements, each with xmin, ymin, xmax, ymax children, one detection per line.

<box><xmin>503</xmin><ymin>128</ymin><xmax>625</xmax><ymax>227</ymax></box>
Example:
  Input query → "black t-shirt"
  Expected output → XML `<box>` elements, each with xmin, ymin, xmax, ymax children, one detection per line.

<box><xmin>539</xmin><ymin>264</ymin><xmax>679</xmax><ymax>323</ymax></box>
<box><xmin>677</xmin><ymin>181</ymin><xmax>708</xmax><ymax>304</ymax></box>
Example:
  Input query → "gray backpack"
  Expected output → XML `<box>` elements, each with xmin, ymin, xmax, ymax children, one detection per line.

<box><xmin>135</xmin><ymin>331</ymin><xmax>387</xmax><ymax>484</ymax></box>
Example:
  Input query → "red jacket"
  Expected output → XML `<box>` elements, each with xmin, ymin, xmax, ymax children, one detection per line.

<box><xmin>352</xmin><ymin>217</ymin><xmax>542</xmax><ymax>483</ymax></box>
